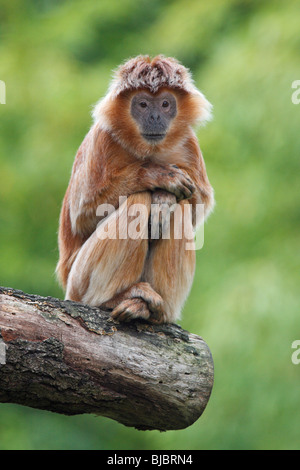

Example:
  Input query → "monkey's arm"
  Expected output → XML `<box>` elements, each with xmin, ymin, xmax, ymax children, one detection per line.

<box><xmin>66</xmin><ymin>128</ymin><xmax>196</xmax><ymax>238</ymax></box>
<box><xmin>179</xmin><ymin>134</ymin><xmax>215</xmax><ymax>226</ymax></box>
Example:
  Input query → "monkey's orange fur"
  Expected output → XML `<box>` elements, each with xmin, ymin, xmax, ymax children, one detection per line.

<box><xmin>56</xmin><ymin>56</ymin><xmax>214</xmax><ymax>323</ymax></box>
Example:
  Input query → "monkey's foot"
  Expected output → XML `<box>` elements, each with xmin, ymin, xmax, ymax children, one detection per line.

<box><xmin>105</xmin><ymin>282</ymin><xmax>167</xmax><ymax>323</ymax></box>
<box><xmin>103</xmin><ymin>282</ymin><xmax>164</xmax><ymax>315</ymax></box>
<box><xmin>111</xmin><ymin>298</ymin><xmax>151</xmax><ymax>322</ymax></box>
<box><xmin>126</xmin><ymin>282</ymin><xmax>164</xmax><ymax>316</ymax></box>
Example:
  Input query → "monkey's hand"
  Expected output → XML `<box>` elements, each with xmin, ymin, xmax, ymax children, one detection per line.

<box><xmin>142</xmin><ymin>163</ymin><xmax>195</xmax><ymax>201</ymax></box>
<box><xmin>149</xmin><ymin>190</ymin><xmax>177</xmax><ymax>240</ymax></box>
<box><xmin>164</xmin><ymin>165</ymin><xmax>196</xmax><ymax>201</ymax></box>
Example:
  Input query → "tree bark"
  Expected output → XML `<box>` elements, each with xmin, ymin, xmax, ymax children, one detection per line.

<box><xmin>0</xmin><ymin>286</ymin><xmax>213</xmax><ymax>431</ymax></box>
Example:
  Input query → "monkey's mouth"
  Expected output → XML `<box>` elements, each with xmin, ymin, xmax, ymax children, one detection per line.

<box><xmin>142</xmin><ymin>133</ymin><xmax>166</xmax><ymax>142</ymax></box>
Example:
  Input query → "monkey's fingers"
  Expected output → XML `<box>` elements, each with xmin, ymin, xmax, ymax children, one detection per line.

<box><xmin>169</xmin><ymin>166</ymin><xmax>196</xmax><ymax>199</ymax></box>
<box><xmin>151</xmin><ymin>189</ymin><xmax>177</xmax><ymax>207</ymax></box>
<box><xmin>163</xmin><ymin>171</ymin><xmax>195</xmax><ymax>201</ymax></box>
<box><xmin>166</xmin><ymin>180</ymin><xmax>194</xmax><ymax>201</ymax></box>
<box><xmin>111</xmin><ymin>298</ymin><xmax>151</xmax><ymax>322</ymax></box>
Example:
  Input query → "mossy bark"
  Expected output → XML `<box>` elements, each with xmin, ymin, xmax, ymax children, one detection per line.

<box><xmin>0</xmin><ymin>286</ymin><xmax>213</xmax><ymax>431</ymax></box>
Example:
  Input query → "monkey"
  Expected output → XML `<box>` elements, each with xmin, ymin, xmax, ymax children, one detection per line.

<box><xmin>56</xmin><ymin>55</ymin><xmax>214</xmax><ymax>324</ymax></box>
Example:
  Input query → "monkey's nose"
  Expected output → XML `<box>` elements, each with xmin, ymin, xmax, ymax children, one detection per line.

<box><xmin>150</xmin><ymin>113</ymin><xmax>160</xmax><ymax>122</ymax></box>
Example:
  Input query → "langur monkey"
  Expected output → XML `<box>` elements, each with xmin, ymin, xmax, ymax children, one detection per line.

<box><xmin>56</xmin><ymin>55</ymin><xmax>214</xmax><ymax>323</ymax></box>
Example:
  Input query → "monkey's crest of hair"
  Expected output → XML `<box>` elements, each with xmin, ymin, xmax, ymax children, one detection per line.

<box><xmin>93</xmin><ymin>55</ymin><xmax>213</xmax><ymax>129</ymax></box>
<box><xmin>109</xmin><ymin>55</ymin><xmax>201</xmax><ymax>96</ymax></box>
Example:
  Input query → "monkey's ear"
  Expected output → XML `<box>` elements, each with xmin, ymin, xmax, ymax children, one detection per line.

<box><xmin>191</xmin><ymin>90</ymin><xmax>213</xmax><ymax>127</ymax></box>
<box><xmin>92</xmin><ymin>94</ymin><xmax>114</xmax><ymax>130</ymax></box>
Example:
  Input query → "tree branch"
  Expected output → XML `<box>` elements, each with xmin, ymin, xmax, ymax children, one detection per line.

<box><xmin>0</xmin><ymin>286</ymin><xmax>213</xmax><ymax>431</ymax></box>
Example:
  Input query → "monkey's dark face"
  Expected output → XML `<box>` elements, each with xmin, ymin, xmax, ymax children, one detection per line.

<box><xmin>130</xmin><ymin>90</ymin><xmax>177</xmax><ymax>143</ymax></box>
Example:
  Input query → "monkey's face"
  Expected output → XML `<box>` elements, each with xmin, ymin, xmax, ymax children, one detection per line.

<box><xmin>130</xmin><ymin>90</ymin><xmax>177</xmax><ymax>143</ymax></box>
<box><xmin>98</xmin><ymin>86</ymin><xmax>205</xmax><ymax>158</ymax></box>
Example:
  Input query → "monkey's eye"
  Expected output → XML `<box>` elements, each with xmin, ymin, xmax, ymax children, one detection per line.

<box><xmin>162</xmin><ymin>100</ymin><xmax>169</xmax><ymax>108</ymax></box>
<box><xmin>139</xmin><ymin>101</ymin><xmax>147</xmax><ymax>108</ymax></box>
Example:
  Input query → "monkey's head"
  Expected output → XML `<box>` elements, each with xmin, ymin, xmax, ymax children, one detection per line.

<box><xmin>93</xmin><ymin>55</ymin><xmax>212</xmax><ymax>158</ymax></box>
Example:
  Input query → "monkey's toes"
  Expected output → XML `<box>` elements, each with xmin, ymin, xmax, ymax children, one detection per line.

<box><xmin>128</xmin><ymin>282</ymin><xmax>164</xmax><ymax>315</ymax></box>
<box><xmin>111</xmin><ymin>298</ymin><xmax>151</xmax><ymax>323</ymax></box>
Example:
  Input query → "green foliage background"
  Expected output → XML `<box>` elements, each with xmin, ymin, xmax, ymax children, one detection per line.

<box><xmin>0</xmin><ymin>0</ymin><xmax>299</xmax><ymax>450</ymax></box>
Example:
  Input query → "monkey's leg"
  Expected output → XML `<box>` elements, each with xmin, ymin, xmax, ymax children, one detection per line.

<box><xmin>65</xmin><ymin>192</ymin><xmax>152</xmax><ymax>308</ymax></box>
<box><xmin>142</xmin><ymin>200</ymin><xmax>196</xmax><ymax>324</ymax></box>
